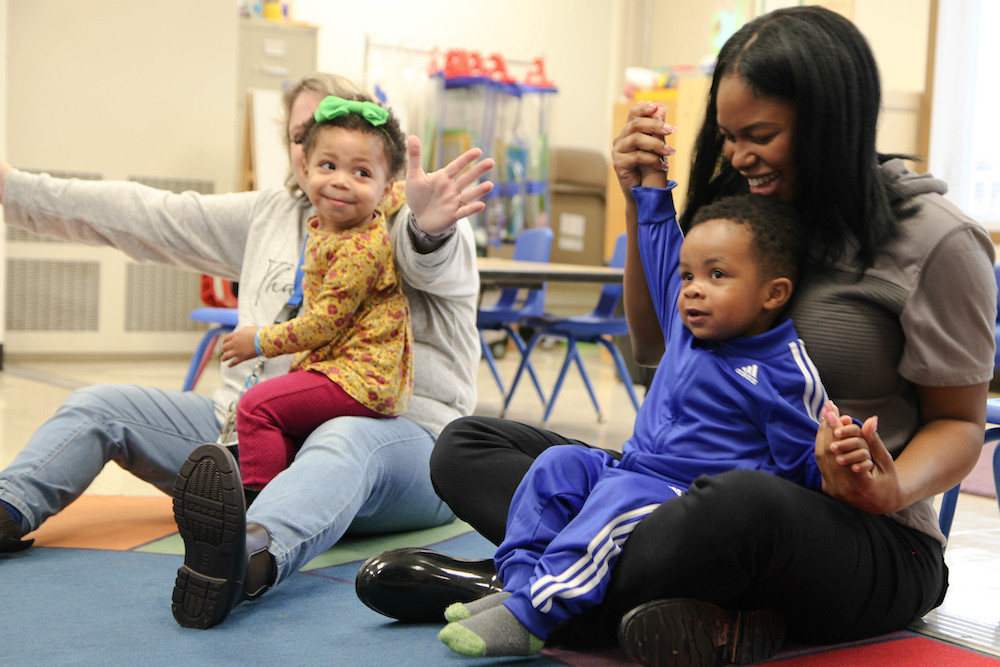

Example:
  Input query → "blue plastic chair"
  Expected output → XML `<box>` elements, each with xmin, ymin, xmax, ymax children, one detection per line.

<box><xmin>993</xmin><ymin>262</ymin><xmax>1000</xmax><ymax>368</ymax></box>
<box><xmin>478</xmin><ymin>227</ymin><xmax>554</xmax><ymax>401</ymax></box>
<box><xmin>938</xmin><ymin>400</ymin><xmax>1000</xmax><ymax>543</ymax></box>
<box><xmin>183</xmin><ymin>307</ymin><xmax>238</xmax><ymax>391</ymax></box>
<box><xmin>502</xmin><ymin>233</ymin><xmax>640</xmax><ymax>425</ymax></box>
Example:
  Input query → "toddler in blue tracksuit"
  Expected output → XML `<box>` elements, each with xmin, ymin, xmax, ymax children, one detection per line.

<box><xmin>439</xmin><ymin>180</ymin><xmax>836</xmax><ymax>658</ymax></box>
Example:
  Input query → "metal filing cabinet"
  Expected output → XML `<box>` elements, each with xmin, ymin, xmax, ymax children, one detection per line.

<box><xmin>238</xmin><ymin>19</ymin><xmax>318</xmax><ymax>106</ymax></box>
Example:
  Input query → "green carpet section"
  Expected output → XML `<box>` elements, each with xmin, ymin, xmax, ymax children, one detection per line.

<box><xmin>301</xmin><ymin>519</ymin><xmax>475</xmax><ymax>570</ymax></box>
<box><xmin>136</xmin><ymin>518</ymin><xmax>474</xmax><ymax>570</ymax></box>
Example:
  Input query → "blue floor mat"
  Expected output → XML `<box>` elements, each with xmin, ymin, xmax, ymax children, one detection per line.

<box><xmin>0</xmin><ymin>531</ymin><xmax>566</xmax><ymax>665</ymax></box>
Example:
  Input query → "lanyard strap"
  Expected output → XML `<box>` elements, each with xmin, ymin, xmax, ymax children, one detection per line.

<box><xmin>273</xmin><ymin>237</ymin><xmax>308</xmax><ymax>324</ymax></box>
<box><xmin>288</xmin><ymin>237</ymin><xmax>307</xmax><ymax>307</ymax></box>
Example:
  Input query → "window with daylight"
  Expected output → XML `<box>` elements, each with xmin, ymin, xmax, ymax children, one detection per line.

<box><xmin>929</xmin><ymin>0</ymin><xmax>1000</xmax><ymax>229</ymax></box>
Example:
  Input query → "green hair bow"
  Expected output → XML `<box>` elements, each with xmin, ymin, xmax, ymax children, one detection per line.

<box><xmin>314</xmin><ymin>95</ymin><xmax>389</xmax><ymax>127</ymax></box>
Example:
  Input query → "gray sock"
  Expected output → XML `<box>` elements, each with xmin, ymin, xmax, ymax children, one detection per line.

<box><xmin>444</xmin><ymin>591</ymin><xmax>512</xmax><ymax>622</ymax></box>
<box><xmin>438</xmin><ymin>603</ymin><xmax>544</xmax><ymax>657</ymax></box>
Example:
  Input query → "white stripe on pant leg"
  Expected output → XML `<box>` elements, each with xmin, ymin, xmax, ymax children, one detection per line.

<box><xmin>534</xmin><ymin>528</ymin><xmax>630</xmax><ymax>613</ymax></box>
<box><xmin>529</xmin><ymin>504</ymin><xmax>660</xmax><ymax>595</ymax></box>
<box><xmin>528</xmin><ymin>503</ymin><xmax>660</xmax><ymax>612</ymax></box>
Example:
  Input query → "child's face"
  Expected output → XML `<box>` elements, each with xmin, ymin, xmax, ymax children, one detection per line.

<box><xmin>677</xmin><ymin>218</ymin><xmax>778</xmax><ymax>341</ymax></box>
<box><xmin>303</xmin><ymin>125</ymin><xmax>393</xmax><ymax>231</ymax></box>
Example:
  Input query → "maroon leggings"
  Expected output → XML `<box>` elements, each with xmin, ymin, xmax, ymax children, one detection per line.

<box><xmin>237</xmin><ymin>369</ymin><xmax>384</xmax><ymax>488</ymax></box>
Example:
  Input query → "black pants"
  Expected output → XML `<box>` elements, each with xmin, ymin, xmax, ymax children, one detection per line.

<box><xmin>430</xmin><ymin>415</ymin><xmax>948</xmax><ymax>647</ymax></box>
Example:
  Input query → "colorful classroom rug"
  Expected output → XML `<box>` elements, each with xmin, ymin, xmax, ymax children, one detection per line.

<box><xmin>1</xmin><ymin>495</ymin><xmax>997</xmax><ymax>666</ymax></box>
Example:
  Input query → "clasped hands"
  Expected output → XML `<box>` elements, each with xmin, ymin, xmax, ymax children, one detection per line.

<box><xmin>816</xmin><ymin>400</ymin><xmax>901</xmax><ymax>513</ymax></box>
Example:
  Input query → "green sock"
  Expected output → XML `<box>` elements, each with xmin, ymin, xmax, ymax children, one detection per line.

<box><xmin>444</xmin><ymin>591</ymin><xmax>511</xmax><ymax>622</ymax></box>
<box><xmin>438</xmin><ymin>603</ymin><xmax>544</xmax><ymax>658</ymax></box>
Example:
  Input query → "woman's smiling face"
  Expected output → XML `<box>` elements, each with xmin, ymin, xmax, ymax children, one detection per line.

<box><xmin>715</xmin><ymin>73</ymin><xmax>797</xmax><ymax>202</ymax></box>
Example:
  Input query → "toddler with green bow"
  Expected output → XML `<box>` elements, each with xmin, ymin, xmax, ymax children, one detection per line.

<box><xmin>220</xmin><ymin>94</ymin><xmax>414</xmax><ymax>499</ymax></box>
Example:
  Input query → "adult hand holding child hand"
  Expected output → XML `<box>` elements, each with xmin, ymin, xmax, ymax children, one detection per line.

<box><xmin>611</xmin><ymin>101</ymin><xmax>676</xmax><ymax>194</ymax></box>
<box><xmin>816</xmin><ymin>400</ymin><xmax>902</xmax><ymax>513</ymax></box>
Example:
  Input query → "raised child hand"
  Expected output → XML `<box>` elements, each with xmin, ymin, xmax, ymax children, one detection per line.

<box><xmin>404</xmin><ymin>135</ymin><xmax>495</xmax><ymax>237</ymax></box>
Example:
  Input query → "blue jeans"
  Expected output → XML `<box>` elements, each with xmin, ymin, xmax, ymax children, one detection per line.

<box><xmin>0</xmin><ymin>383</ymin><xmax>454</xmax><ymax>584</ymax></box>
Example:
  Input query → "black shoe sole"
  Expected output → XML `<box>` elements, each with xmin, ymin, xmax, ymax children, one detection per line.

<box><xmin>355</xmin><ymin>547</ymin><xmax>503</xmax><ymax>622</ymax></box>
<box><xmin>618</xmin><ymin>598</ymin><xmax>785</xmax><ymax>667</ymax></box>
<box><xmin>0</xmin><ymin>509</ymin><xmax>34</xmax><ymax>554</ymax></box>
<box><xmin>0</xmin><ymin>535</ymin><xmax>33</xmax><ymax>553</ymax></box>
<box><xmin>171</xmin><ymin>444</ymin><xmax>247</xmax><ymax>629</ymax></box>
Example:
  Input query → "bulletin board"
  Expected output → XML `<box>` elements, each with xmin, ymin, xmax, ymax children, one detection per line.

<box><xmin>237</xmin><ymin>88</ymin><xmax>287</xmax><ymax>192</ymax></box>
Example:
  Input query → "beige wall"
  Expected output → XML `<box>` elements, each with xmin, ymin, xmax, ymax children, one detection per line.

<box><xmin>6</xmin><ymin>0</ymin><xmax>239</xmax><ymax>191</ymax></box>
<box><xmin>0</xmin><ymin>1</ymin><xmax>933</xmax><ymax>187</ymax></box>
<box><xmin>649</xmin><ymin>2</ymin><xmax>721</xmax><ymax>74</ymax></box>
<box><xmin>855</xmin><ymin>0</ymin><xmax>930</xmax><ymax>93</ymax></box>
<box><xmin>2</xmin><ymin>1</ymin><xmax>241</xmax><ymax>356</ymax></box>
<box><xmin>646</xmin><ymin>0</ymin><xmax>930</xmax><ymax>158</ymax></box>
<box><xmin>293</xmin><ymin>0</ymin><xmax>625</xmax><ymax>159</ymax></box>
<box><xmin>294</xmin><ymin>0</ymin><xmax>931</xmax><ymax>163</ymax></box>
<box><xmin>0</xmin><ymin>0</ymin><xmax>941</xmax><ymax>356</ymax></box>
<box><xmin>649</xmin><ymin>1</ymin><xmax>930</xmax><ymax>94</ymax></box>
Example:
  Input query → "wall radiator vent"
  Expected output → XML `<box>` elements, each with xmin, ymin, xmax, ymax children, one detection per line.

<box><xmin>6</xmin><ymin>258</ymin><xmax>100</xmax><ymax>331</ymax></box>
<box><xmin>5</xmin><ymin>171</ymin><xmax>217</xmax><ymax>354</ymax></box>
<box><xmin>125</xmin><ymin>263</ymin><xmax>203</xmax><ymax>332</ymax></box>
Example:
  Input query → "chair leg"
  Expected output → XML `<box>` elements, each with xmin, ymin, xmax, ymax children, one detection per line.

<box><xmin>501</xmin><ymin>332</ymin><xmax>546</xmax><ymax>417</ymax></box>
<box><xmin>571</xmin><ymin>339</ymin><xmax>604</xmax><ymax>421</ymax></box>
<box><xmin>993</xmin><ymin>441</ymin><xmax>1000</xmax><ymax>516</ymax></box>
<box><xmin>984</xmin><ymin>427</ymin><xmax>1000</xmax><ymax>519</ymax></box>
<box><xmin>503</xmin><ymin>325</ymin><xmax>547</xmax><ymax>405</ymax></box>
<box><xmin>597</xmin><ymin>337</ymin><xmax>642</xmax><ymax>412</ymax></box>
<box><xmin>938</xmin><ymin>485</ymin><xmax>960</xmax><ymax>543</ymax></box>
<box><xmin>183</xmin><ymin>327</ymin><xmax>227</xmax><ymax>392</ymax></box>
<box><xmin>543</xmin><ymin>338</ymin><xmax>603</xmax><ymax>425</ymax></box>
<box><xmin>480</xmin><ymin>333</ymin><xmax>507</xmax><ymax>396</ymax></box>
<box><xmin>192</xmin><ymin>340</ymin><xmax>219</xmax><ymax>388</ymax></box>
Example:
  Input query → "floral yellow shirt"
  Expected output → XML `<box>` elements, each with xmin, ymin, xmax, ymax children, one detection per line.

<box><xmin>255</xmin><ymin>183</ymin><xmax>412</xmax><ymax>415</ymax></box>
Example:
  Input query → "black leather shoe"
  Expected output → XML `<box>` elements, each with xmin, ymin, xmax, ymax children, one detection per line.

<box><xmin>0</xmin><ymin>503</ymin><xmax>33</xmax><ymax>554</ymax></box>
<box><xmin>243</xmin><ymin>522</ymin><xmax>276</xmax><ymax>598</ymax></box>
<box><xmin>171</xmin><ymin>444</ymin><xmax>249</xmax><ymax>629</ymax></box>
<box><xmin>618</xmin><ymin>598</ymin><xmax>785</xmax><ymax>667</ymax></box>
<box><xmin>355</xmin><ymin>547</ymin><xmax>503</xmax><ymax>622</ymax></box>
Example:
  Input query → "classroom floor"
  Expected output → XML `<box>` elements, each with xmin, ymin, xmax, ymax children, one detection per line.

<box><xmin>1</xmin><ymin>342</ymin><xmax>998</xmax><ymax>657</ymax></box>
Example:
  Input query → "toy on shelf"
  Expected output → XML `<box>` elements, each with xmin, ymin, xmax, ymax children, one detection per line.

<box><xmin>430</xmin><ymin>50</ymin><xmax>557</xmax><ymax>250</ymax></box>
<box><xmin>515</xmin><ymin>58</ymin><xmax>557</xmax><ymax>241</ymax></box>
<box><xmin>363</xmin><ymin>39</ymin><xmax>558</xmax><ymax>252</ymax></box>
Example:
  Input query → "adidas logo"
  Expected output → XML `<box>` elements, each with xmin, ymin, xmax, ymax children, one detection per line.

<box><xmin>735</xmin><ymin>364</ymin><xmax>758</xmax><ymax>385</ymax></box>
